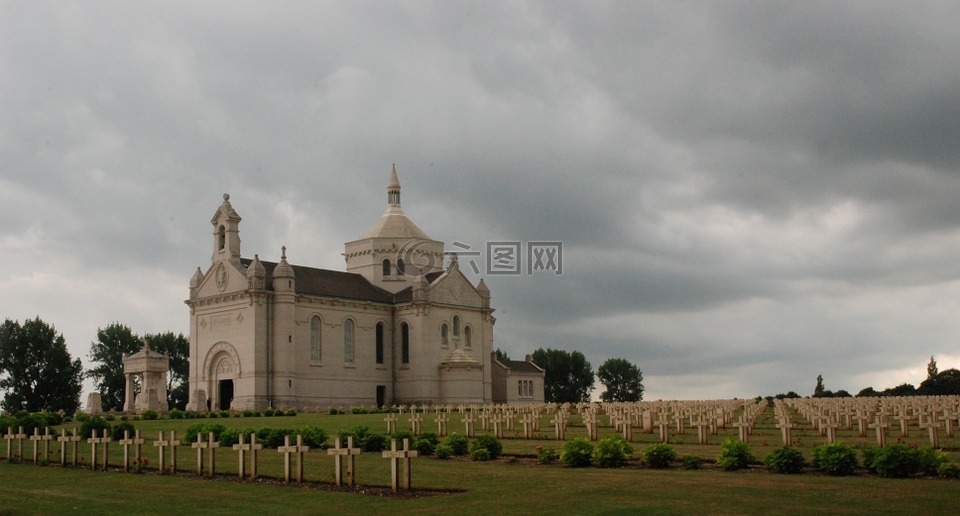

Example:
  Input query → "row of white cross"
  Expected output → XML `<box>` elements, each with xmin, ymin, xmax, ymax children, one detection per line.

<box><xmin>1</xmin><ymin>426</ymin><xmax>418</xmax><ymax>493</ymax></box>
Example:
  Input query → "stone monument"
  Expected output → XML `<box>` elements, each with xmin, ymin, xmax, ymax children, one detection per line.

<box><xmin>123</xmin><ymin>343</ymin><xmax>170</xmax><ymax>413</ymax></box>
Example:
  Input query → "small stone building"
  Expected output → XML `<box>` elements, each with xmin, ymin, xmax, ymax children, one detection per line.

<box><xmin>491</xmin><ymin>354</ymin><xmax>546</xmax><ymax>404</ymax></box>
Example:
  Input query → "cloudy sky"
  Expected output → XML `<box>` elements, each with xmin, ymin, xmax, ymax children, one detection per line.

<box><xmin>2</xmin><ymin>1</ymin><xmax>959</xmax><ymax>401</ymax></box>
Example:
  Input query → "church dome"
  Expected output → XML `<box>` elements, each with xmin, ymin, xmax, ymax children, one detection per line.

<box><xmin>358</xmin><ymin>165</ymin><xmax>432</xmax><ymax>240</ymax></box>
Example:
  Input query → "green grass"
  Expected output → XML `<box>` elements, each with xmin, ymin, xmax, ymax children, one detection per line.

<box><xmin>1</xmin><ymin>406</ymin><xmax>959</xmax><ymax>514</ymax></box>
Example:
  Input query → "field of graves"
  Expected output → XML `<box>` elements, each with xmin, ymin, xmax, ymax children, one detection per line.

<box><xmin>2</xmin><ymin>398</ymin><xmax>960</xmax><ymax>514</ymax></box>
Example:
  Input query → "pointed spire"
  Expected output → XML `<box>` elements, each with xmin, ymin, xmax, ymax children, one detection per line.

<box><xmin>274</xmin><ymin>245</ymin><xmax>295</xmax><ymax>280</ymax></box>
<box><xmin>387</xmin><ymin>164</ymin><xmax>401</xmax><ymax>206</ymax></box>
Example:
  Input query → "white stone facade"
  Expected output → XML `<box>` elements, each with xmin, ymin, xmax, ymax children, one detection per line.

<box><xmin>185</xmin><ymin>167</ymin><xmax>531</xmax><ymax>411</ymax></box>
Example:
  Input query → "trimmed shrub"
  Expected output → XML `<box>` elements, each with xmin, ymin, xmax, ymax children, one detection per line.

<box><xmin>470</xmin><ymin>448</ymin><xmax>491</xmax><ymax>461</ymax></box>
<box><xmin>593</xmin><ymin>435</ymin><xmax>633</xmax><ymax>468</ymax></box>
<box><xmin>470</xmin><ymin>435</ymin><xmax>503</xmax><ymax>461</ymax></box>
<box><xmin>717</xmin><ymin>439</ymin><xmax>755</xmax><ymax>471</ymax></box>
<box><xmin>219</xmin><ymin>410</ymin><xmax>230</xmax><ymax>418</ymax></box>
<box><xmin>338</xmin><ymin>425</ymin><xmax>374</xmax><ymax>448</ymax></box>
<box><xmin>111</xmin><ymin>421</ymin><xmax>136</xmax><ymax>441</ymax></box>
<box><xmin>413</xmin><ymin>433</ymin><xmax>439</xmax><ymax>456</ymax></box>
<box><xmin>763</xmin><ymin>446</ymin><xmax>805</xmax><ymax>474</ymax></box>
<box><xmin>682</xmin><ymin>455</ymin><xmax>702</xmax><ymax>470</ymax></box>
<box><xmin>869</xmin><ymin>444</ymin><xmax>920</xmax><ymax>478</ymax></box>
<box><xmin>263</xmin><ymin>409</ymin><xmax>275</xmax><ymax>417</ymax></box>
<box><xmin>812</xmin><ymin>442</ymin><xmax>858</xmax><ymax>476</ymax></box>
<box><xmin>168</xmin><ymin>409</ymin><xmax>185</xmax><ymax>419</ymax></box>
<box><xmin>938</xmin><ymin>462</ymin><xmax>960</xmax><ymax>479</ymax></box>
<box><xmin>917</xmin><ymin>447</ymin><xmax>950</xmax><ymax>476</ymax></box>
<box><xmin>536</xmin><ymin>446</ymin><xmax>558</xmax><ymax>465</ymax></box>
<box><xmin>561</xmin><ymin>438</ymin><xmax>594</xmax><ymax>468</ymax></box>
<box><xmin>185</xmin><ymin>411</ymin><xmax>198</xmax><ymax>419</ymax></box>
<box><xmin>219</xmin><ymin>428</ymin><xmax>256</xmax><ymax>447</ymax></box>
<box><xmin>285</xmin><ymin>409</ymin><xmax>298</xmax><ymax>416</ymax></box>
<box><xmin>140</xmin><ymin>410</ymin><xmax>159</xmax><ymax>420</ymax></box>
<box><xmin>362</xmin><ymin>433</ymin><xmax>388</xmax><ymax>452</ymax></box>
<box><xmin>104</xmin><ymin>414</ymin><xmax>116</xmax><ymax>422</ymax></box>
<box><xmin>643</xmin><ymin>443</ymin><xmax>678</xmax><ymax>469</ymax></box>
<box><xmin>295</xmin><ymin>426</ymin><xmax>328</xmax><ymax>449</ymax></box>
<box><xmin>435</xmin><ymin>444</ymin><xmax>453</xmax><ymax>460</ymax></box>
<box><xmin>443</xmin><ymin>433</ymin><xmax>469</xmax><ymax>456</ymax></box>
<box><xmin>80</xmin><ymin>416</ymin><xmax>112</xmax><ymax>440</ymax></box>
<box><xmin>186</xmin><ymin>423</ymin><xmax>227</xmax><ymax>444</ymax></box>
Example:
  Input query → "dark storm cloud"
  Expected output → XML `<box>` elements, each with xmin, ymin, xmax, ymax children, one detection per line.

<box><xmin>2</xmin><ymin>1</ymin><xmax>959</xmax><ymax>400</ymax></box>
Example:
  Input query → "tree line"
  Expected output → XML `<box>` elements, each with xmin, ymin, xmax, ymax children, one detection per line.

<box><xmin>768</xmin><ymin>357</ymin><xmax>960</xmax><ymax>401</ymax></box>
<box><xmin>0</xmin><ymin>317</ymin><xmax>188</xmax><ymax>414</ymax></box>
<box><xmin>500</xmin><ymin>348</ymin><xmax>645</xmax><ymax>403</ymax></box>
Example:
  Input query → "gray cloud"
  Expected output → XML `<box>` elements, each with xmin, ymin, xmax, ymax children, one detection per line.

<box><xmin>2</xmin><ymin>1</ymin><xmax>959</xmax><ymax>400</ymax></box>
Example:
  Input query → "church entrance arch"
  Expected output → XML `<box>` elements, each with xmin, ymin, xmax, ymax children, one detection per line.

<box><xmin>203</xmin><ymin>342</ymin><xmax>241</xmax><ymax>412</ymax></box>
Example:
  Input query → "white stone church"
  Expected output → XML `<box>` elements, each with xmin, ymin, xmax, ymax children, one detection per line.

<box><xmin>186</xmin><ymin>167</ymin><xmax>544</xmax><ymax>411</ymax></box>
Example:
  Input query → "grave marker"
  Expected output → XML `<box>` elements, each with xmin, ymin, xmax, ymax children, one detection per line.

<box><xmin>382</xmin><ymin>438</ymin><xmax>418</xmax><ymax>492</ymax></box>
<box><xmin>278</xmin><ymin>434</ymin><xmax>310</xmax><ymax>483</ymax></box>
<box><xmin>29</xmin><ymin>427</ymin><xmax>42</xmax><ymax>464</ymax></box>
<box><xmin>327</xmin><ymin>436</ymin><xmax>362</xmax><ymax>486</ymax></box>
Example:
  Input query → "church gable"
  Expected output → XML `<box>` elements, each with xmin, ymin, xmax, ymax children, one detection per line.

<box><xmin>193</xmin><ymin>260</ymin><xmax>249</xmax><ymax>299</ymax></box>
<box><xmin>428</xmin><ymin>268</ymin><xmax>483</xmax><ymax>308</ymax></box>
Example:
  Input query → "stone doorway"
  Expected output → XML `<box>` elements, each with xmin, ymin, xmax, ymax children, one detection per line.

<box><xmin>377</xmin><ymin>385</ymin><xmax>386</xmax><ymax>408</ymax></box>
<box><xmin>218</xmin><ymin>379</ymin><xmax>234</xmax><ymax>411</ymax></box>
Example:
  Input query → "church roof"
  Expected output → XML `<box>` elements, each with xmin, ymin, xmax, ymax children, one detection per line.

<box><xmin>358</xmin><ymin>205</ymin><xmax>432</xmax><ymax>240</ymax></box>
<box><xmin>392</xmin><ymin>271</ymin><xmax>444</xmax><ymax>303</ymax></box>
<box><xmin>495</xmin><ymin>358</ymin><xmax>544</xmax><ymax>375</ymax></box>
<box><xmin>242</xmin><ymin>258</ymin><xmax>397</xmax><ymax>304</ymax></box>
<box><xmin>357</xmin><ymin>165</ymin><xmax>433</xmax><ymax>241</ymax></box>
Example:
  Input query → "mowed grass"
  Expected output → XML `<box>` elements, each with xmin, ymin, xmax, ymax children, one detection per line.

<box><xmin>1</xmin><ymin>408</ymin><xmax>959</xmax><ymax>514</ymax></box>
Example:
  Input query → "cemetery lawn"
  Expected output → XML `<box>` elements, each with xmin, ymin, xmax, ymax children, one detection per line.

<box><xmin>2</xmin><ymin>409</ymin><xmax>959</xmax><ymax>514</ymax></box>
<box><xmin>1</xmin><ymin>458</ymin><xmax>958</xmax><ymax>515</ymax></box>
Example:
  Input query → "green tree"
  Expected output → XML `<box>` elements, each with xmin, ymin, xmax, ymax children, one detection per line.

<box><xmin>596</xmin><ymin>357</ymin><xmax>644</xmax><ymax>402</ymax></box>
<box><xmin>531</xmin><ymin>348</ymin><xmax>593</xmax><ymax>403</ymax></box>
<box><xmin>87</xmin><ymin>323</ymin><xmax>142</xmax><ymax>412</ymax></box>
<box><xmin>927</xmin><ymin>356</ymin><xmax>938</xmax><ymax>380</ymax></box>
<box><xmin>856</xmin><ymin>387</ymin><xmax>880</xmax><ymax>397</ymax></box>
<box><xmin>0</xmin><ymin>317</ymin><xmax>83</xmax><ymax>413</ymax></box>
<box><xmin>813</xmin><ymin>374</ymin><xmax>826</xmax><ymax>397</ymax></box>
<box><xmin>918</xmin><ymin>369</ymin><xmax>960</xmax><ymax>396</ymax></box>
<box><xmin>494</xmin><ymin>348</ymin><xmax>510</xmax><ymax>363</ymax></box>
<box><xmin>144</xmin><ymin>332</ymin><xmax>189</xmax><ymax>410</ymax></box>
<box><xmin>882</xmin><ymin>383</ymin><xmax>917</xmax><ymax>396</ymax></box>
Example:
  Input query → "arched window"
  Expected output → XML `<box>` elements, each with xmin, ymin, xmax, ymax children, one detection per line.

<box><xmin>375</xmin><ymin>322</ymin><xmax>384</xmax><ymax>364</ymax></box>
<box><xmin>310</xmin><ymin>316</ymin><xmax>322</xmax><ymax>361</ymax></box>
<box><xmin>441</xmin><ymin>323</ymin><xmax>449</xmax><ymax>347</ymax></box>
<box><xmin>382</xmin><ymin>259</ymin><xmax>391</xmax><ymax>276</ymax></box>
<box><xmin>464</xmin><ymin>325</ymin><xmax>472</xmax><ymax>348</ymax></box>
<box><xmin>344</xmin><ymin>319</ymin><xmax>355</xmax><ymax>363</ymax></box>
<box><xmin>401</xmin><ymin>323</ymin><xmax>410</xmax><ymax>364</ymax></box>
<box><xmin>397</xmin><ymin>258</ymin><xmax>405</xmax><ymax>276</ymax></box>
<box><xmin>453</xmin><ymin>315</ymin><xmax>460</xmax><ymax>337</ymax></box>
<box><xmin>218</xmin><ymin>225</ymin><xmax>226</xmax><ymax>251</ymax></box>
